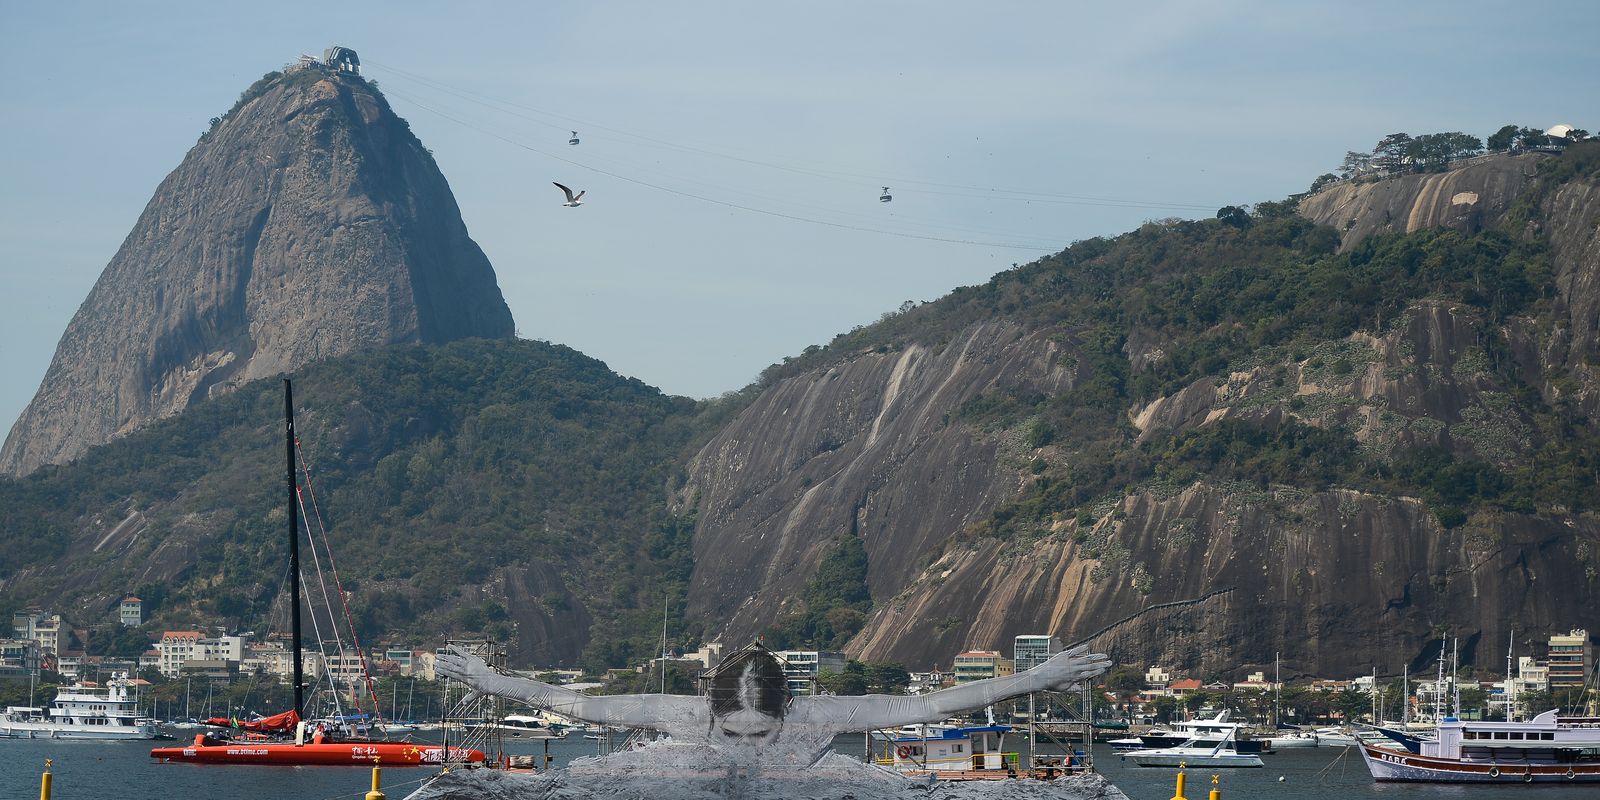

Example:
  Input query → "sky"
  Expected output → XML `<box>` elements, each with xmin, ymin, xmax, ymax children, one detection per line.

<box><xmin>1</xmin><ymin>1</ymin><xmax>1596</xmax><ymax>433</ymax></box>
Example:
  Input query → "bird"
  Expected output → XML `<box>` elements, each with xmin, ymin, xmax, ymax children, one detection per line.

<box><xmin>553</xmin><ymin>182</ymin><xmax>585</xmax><ymax>207</ymax></box>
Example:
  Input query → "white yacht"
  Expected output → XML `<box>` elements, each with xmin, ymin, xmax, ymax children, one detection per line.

<box><xmin>1</xmin><ymin>672</ymin><xmax>157</xmax><ymax>739</ymax></box>
<box><xmin>1123</xmin><ymin>737</ymin><xmax>1264</xmax><ymax>768</ymax></box>
<box><xmin>468</xmin><ymin>714</ymin><xmax>567</xmax><ymax>739</ymax></box>
<box><xmin>1109</xmin><ymin>710</ymin><xmax>1270</xmax><ymax>753</ymax></box>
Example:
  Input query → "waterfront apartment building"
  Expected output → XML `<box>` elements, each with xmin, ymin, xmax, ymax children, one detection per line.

<box><xmin>158</xmin><ymin>631</ymin><xmax>203</xmax><ymax>678</ymax></box>
<box><xmin>1548</xmin><ymin>629</ymin><xmax>1590</xmax><ymax>688</ymax></box>
<box><xmin>776</xmin><ymin>649</ymin><xmax>846</xmax><ymax>695</ymax></box>
<box><xmin>953</xmin><ymin>651</ymin><xmax>1014</xmax><ymax>684</ymax></box>
<box><xmin>1013</xmin><ymin>635</ymin><xmax>1060</xmax><ymax>673</ymax></box>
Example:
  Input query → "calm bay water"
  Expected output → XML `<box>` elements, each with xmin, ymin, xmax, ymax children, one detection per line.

<box><xmin>3</xmin><ymin>735</ymin><xmax>1596</xmax><ymax>800</ymax></box>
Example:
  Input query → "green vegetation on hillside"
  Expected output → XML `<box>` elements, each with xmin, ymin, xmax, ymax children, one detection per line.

<box><xmin>0</xmin><ymin>339</ymin><xmax>710</xmax><ymax>670</ymax></box>
<box><xmin>766</xmin><ymin>146</ymin><xmax>1600</xmax><ymax>533</ymax></box>
<box><xmin>763</xmin><ymin>533</ymin><xmax>872</xmax><ymax>650</ymax></box>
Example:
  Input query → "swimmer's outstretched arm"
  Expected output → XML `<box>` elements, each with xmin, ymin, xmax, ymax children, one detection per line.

<box><xmin>795</xmin><ymin>644</ymin><xmax>1111</xmax><ymax>730</ymax></box>
<box><xmin>435</xmin><ymin>645</ymin><xmax>703</xmax><ymax>731</ymax></box>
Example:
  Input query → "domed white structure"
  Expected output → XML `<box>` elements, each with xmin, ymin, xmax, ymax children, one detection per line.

<box><xmin>1546</xmin><ymin>123</ymin><xmax>1575</xmax><ymax>139</ymax></box>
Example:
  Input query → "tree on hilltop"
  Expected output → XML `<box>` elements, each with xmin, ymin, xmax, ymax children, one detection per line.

<box><xmin>1487</xmin><ymin>124</ymin><xmax>1521</xmax><ymax>152</ymax></box>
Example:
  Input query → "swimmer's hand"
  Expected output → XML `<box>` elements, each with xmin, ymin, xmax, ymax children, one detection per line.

<box><xmin>1030</xmin><ymin>644</ymin><xmax>1113</xmax><ymax>690</ymax></box>
<box><xmin>435</xmin><ymin>644</ymin><xmax>497</xmax><ymax>691</ymax></box>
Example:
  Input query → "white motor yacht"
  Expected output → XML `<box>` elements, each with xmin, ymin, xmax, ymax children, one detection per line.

<box><xmin>1</xmin><ymin>672</ymin><xmax>157</xmax><ymax>739</ymax></box>
<box><xmin>1123</xmin><ymin>737</ymin><xmax>1264</xmax><ymax>768</ymax></box>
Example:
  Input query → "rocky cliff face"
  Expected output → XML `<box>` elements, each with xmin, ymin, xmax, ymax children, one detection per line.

<box><xmin>1298</xmin><ymin>153</ymin><xmax>1546</xmax><ymax>250</ymax></box>
<box><xmin>681</xmin><ymin>322</ymin><xmax>1075</xmax><ymax>640</ymax></box>
<box><xmin>682</xmin><ymin>150</ymin><xmax>1600</xmax><ymax>676</ymax></box>
<box><xmin>1</xmin><ymin>69</ymin><xmax>514</xmax><ymax>475</ymax></box>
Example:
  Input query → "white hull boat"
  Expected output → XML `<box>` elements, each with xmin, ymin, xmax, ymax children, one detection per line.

<box><xmin>2</xmin><ymin>672</ymin><xmax>157</xmax><ymax>740</ymax></box>
<box><xmin>1360</xmin><ymin>710</ymin><xmax>1600</xmax><ymax>784</ymax></box>
<box><xmin>1122</xmin><ymin>737</ymin><xmax>1263</xmax><ymax>768</ymax></box>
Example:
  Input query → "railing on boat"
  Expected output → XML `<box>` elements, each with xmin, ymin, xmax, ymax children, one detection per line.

<box><xmin>876</xmin><ymin>751</ymin><xmax>1023</xmax><ymax>771</ymax></box>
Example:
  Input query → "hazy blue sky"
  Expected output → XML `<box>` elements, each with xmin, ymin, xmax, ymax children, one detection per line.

<box><xmin>1</xmin><ymin>1</ymin><xmax>1595</xmax><ymax>434</ymax></box>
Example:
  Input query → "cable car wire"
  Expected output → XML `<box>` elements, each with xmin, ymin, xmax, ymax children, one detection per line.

<box><xmin>364</xmin><ymin>61</ymin><xmax>1222</xmax><ymax>213</ymax></box>
<box><xmin>381</xmin><ymin>88</ymin><xmax>1062</xmax><ymax>251</ymax></box>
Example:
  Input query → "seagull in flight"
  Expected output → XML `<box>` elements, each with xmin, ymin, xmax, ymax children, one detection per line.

<box><xmin>553</xmin><ymin>182</ymin><xmax>585</xmax><ymax>207</ymax></box>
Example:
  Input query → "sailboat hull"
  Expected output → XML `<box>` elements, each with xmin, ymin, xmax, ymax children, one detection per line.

<box><xmin>151</xmin><ymin>738</ymin><xmax>484</xmax><ymax>766</ymax></box>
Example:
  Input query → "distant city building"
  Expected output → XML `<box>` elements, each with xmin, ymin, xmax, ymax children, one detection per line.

<box><xmin>119</xmin><ymin>597</ymin><xmax>143</xmax><ymax>627</ymax></box>
<box><xmin>55</xmin><ymin>651</ymin><xmax>84</xmax><ymax>680</ymax></box>
<box><xmin>1491</xmin><ymin>656</ymin><xmax>1551</xmax><ymax>719</ymax></box>
<box><xmin>1352</xmin><ymin>675</ymin><xmax>1377</xmax><ymax>694</ymax></box>
<box><xmin>1548</xmin><ymin>629</ymin><xmax>1590</xmax><ymax>688</ymax></box>
<box><xmin>775</xmin><ymin>650</ymin><xmax>846</xmax><ymax>695</ymax></box>
<box><xmin>1309</xmin><ymin>679</ymin><xmax>1352</xmax><ymax>692</ymax></box>
<box><xmin>12</xmin><ymin>609</ymin><xmax>68</xmax><ymax>657</ymax></box>
<box><xmin>1233</xmin><ymin>671</ymin><xmax>1279</xmax><ymax>692</ymax></box>
<box><xmin>687</xmin><ymin>643</ymin><xmax>724</xmax><ymax>671</ymax></box>
<box><xmin>158</xmin><ymin>631</ymin><xmax>203</xmax><ymax>678</ymax></box>
<box><xmin>907</xmin><ymin>670</ymin><xmax>946</xmax><ymax>695</ymax></box>
<box><xmin>181</xmin><ymin>659</ymin><xmax>239</xmax><ymax>684</ymax></box>
<box><xmin>1167</xmin><ymin>678</ymin><xmax>1202</xmax><ymax>697</ymax></box>
<box><xmin>953</xmin><ymin>651</ymin><xmax>1014</xmax><ymax>684</ymax></box>
<box><xmin>0</xmin><ymin>638</ymin><xmax>42</xmax><ymax>672</ymax></box>
<box><xmin>1145</xmin><ymin>665</ymin><xmax>1171</xmax><ymax>687</ymax></box>
<box><xmin>324</xmin><ymin>650</ymin><xmax>369</xmax><ymax>687</ymax></box>
<box><xmin>1013</xmin><ymin>635</ymin><xmax>1060</xmax><ymax>673</ymax></box>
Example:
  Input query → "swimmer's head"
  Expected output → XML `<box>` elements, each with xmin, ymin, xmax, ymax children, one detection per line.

<box><xmin>707</xmin><ymin>649</ymin><xmax>790</xmax><ymax>740</ymax></box>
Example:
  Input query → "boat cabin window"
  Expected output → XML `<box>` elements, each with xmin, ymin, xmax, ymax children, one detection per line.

<box><xmin>953</xmin><ymin>744</ymin><xmax>963</xmax><ymax>753</ymax></box>
<box><xmin>1493</xmin><ymin>732</ymin><xmax>1508</xmax><ymax>740</ymax></box>
<box><xmin>1540</xmin><ymin>732</ymin><xmax>1555</xmax><ymax>740</ymax></box>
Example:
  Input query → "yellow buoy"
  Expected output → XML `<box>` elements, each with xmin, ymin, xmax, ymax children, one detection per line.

<box><xmin>364</xmin><ymin>756</ymin><xmax>385</xmax><ymax>800</ymax></box>
<box><xmin>1209</xmin><ymin>773</ymin><xmax>1221</xmax><ymax>800</ymax></box>
<box><xmin>40</xmin><ymin>759</ymin><xmax>53</xmax><ymax>800</ymax></box>
<box><xmin>1169</xmin><ymin>763</ymin><xmax>1187</xmax><ymax>800</ymax></box>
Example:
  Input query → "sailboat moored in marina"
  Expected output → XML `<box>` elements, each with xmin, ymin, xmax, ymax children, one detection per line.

<box><xmin>151</xmin><ymin>379</ymin><xmax>483</xmax><ymax>767</ymax></box>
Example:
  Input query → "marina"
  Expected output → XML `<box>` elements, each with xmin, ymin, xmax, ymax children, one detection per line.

<box><xmin>9</xmin><ymin>736</ymin><xmax>1600</xmax><ymax>799</ymax></box>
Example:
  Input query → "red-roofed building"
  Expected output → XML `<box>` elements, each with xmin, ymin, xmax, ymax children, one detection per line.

<box><xmin>158</xmin><ymin>631</ymin><xmax>202</xmax><ymax>678</ymax></box>
<box><xmin>1168</xmin><ymin>678</ymin><xmax>1203</xmax><ymax>697</ymax></box>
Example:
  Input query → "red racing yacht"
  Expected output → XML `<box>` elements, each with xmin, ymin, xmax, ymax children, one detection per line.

<box><xmin>152</xmin><ymin>380</ymin><xmax>484</xmax><ymax>768</ymax></box>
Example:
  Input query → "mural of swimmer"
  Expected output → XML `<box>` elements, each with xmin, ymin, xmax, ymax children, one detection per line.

<box><xmin>436</xmin><ymin>640</ymin><xmax>1111</xmax><ymax>765</ymax></box>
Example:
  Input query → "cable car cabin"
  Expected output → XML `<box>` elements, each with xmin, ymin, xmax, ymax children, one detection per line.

<box><xmin>880</xmin><ymin>187</ymin><xmax>893</xmax><ymax>203</ymax></box>
<box><xmin>879</xmin><ymin>724</ymin><xmax>1020</xmax><ymax>773</ymax></box>
<box><xmin>322</xmin><ymin>46</ymin><xmax>360</xmax><ymax>75</ymax></box>
<box><xmin>569</xmin><ymin>131</ymin><xmax>580</xmax><ymax>145</ymax></box>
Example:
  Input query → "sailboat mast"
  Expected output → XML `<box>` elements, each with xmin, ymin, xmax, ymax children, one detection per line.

<box><xmin>1435</xmin><ymin>635</ymin><xmax>1446</xmax><ymax>724</ymax></box>
<box><xmin>286</xmin><ymin>379</ymin><xmax>304</xmax><ymax>717</ymax></box>
<box><xmin>659</xmin><ymin>594</ymin><xmax>668</xmax><ymax>695</ymax></box>
<box><xmin>1451</xmin><ymin>637</ymin><xmax>1460</xmax><ymax>718</ymax></box>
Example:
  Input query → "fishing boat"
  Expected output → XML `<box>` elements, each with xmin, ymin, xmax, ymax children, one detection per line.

<box><xmin>152</xmin><ymin>379</ymin><xmax>484</xmax><ymax>768</ymax></box>
<box><xmin>876</xmin><ymin>723</ymin><xmax>1022</xmax><ymax>774</ymax></box>
<box><xmin>1123</xmin><ymin>737</ymin><xmax>1264</xmax><ymax>768</ymax></box>
<box><xmin>2</xmin><ymin>672</ymin><xmax>157</xmax><ymax>739</ymax></box>
<box><xmin>1359</xmin><ymin>710</ymin><xmax>1600</xmax><ymax>783</ymax></box>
